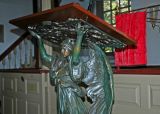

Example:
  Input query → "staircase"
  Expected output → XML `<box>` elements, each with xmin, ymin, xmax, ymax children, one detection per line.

<box><xmin>0</xmin><ymin>32</ymin><xmax>40</xmax><ymax>70</ymax></box>
<box><xmin>0</xmin><ymin>31</ymin><xmax>57</xmax><ymax>114</ymax></box>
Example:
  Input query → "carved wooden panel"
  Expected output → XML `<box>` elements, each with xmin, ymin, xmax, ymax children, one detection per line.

<box><xmin>149</xmin><ymin>84</ymin><xmax>160</xmax><ymax>109</ymax></box>
<box><xmin>3</xmin><ymin>96</ymin><xmax>14</xmax><ymax>114</ymax></box>
<box><xmin>16</xmin><ymin>99</ymin><xmax>26</xmax><ymax>114</ymax></box>
<box><xmin>2</xmin><ymin>77</ymin><xmax>14</xmax><ymax>92</ymax></box>
<box><xmin>16</xmin><ymin>77</ymin><xmax>25</xmax><ymax>94</ymax></box>
<box><xmin>27</xmin><ymin>101</ymin><xmax>40</xmax><ymax>114</ymax></box>
<box><xmin>113</xmin><ymin>74</ymin><xmax>160</xmax><ymax>114</ymax></box>
<box><xmin>0</xmin><ymin>72</ymin><xmax>50</xmax><ymax>114</ymax></box>
<box><xmin>27</xmin><ymin>80</ymin><xmax>40</xmax><ymax>95</ymax></box>
<box><xmin>114</xmin><ymin>83</ymin><xmax>141</xmax><ymax>107</ymax></box>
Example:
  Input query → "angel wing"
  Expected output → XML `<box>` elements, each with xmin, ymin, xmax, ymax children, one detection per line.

<box><xmin>82</xmin><ymin>42</ymin><xmax>114</xmax><ymax>114</ymax></box>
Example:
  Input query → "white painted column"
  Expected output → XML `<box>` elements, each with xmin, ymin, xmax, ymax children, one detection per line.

<box><xmin>41</xmin><ymin>0</ymin><xmax>52</xmax><ymax>11</ymax></box>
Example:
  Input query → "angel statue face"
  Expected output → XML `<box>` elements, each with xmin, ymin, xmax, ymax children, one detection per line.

<box><xmin>61</xmin><ymin>38</ymin><xmax>75</xmax><ymax>57</ymax></box>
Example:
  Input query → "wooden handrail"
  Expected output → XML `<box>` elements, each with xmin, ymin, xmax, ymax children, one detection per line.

<box><xmin>0</xmin><ymin>68</ymin><xmax>49</xmax><ymax>74</ymax></box>
<box><xmin>0</xmin><ymin>32</ymin><xmax>29</xmax><ymax>61</ymax></box>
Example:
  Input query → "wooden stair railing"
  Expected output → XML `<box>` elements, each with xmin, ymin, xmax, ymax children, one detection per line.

<box><xmin>0</xmin><ymin>32</ymin><xmax>40</xmax><ymax>69</ymax></box>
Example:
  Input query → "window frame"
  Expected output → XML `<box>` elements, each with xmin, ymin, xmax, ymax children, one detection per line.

<box><xmin>103</xmin><ymin>0</ymin><xmax>131</xmax><ymax>25</ymax></box>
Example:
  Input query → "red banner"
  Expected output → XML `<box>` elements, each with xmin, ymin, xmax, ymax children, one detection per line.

<box><xmin>115</xmin><ymin>12</ymin><xmax>147</xmax><ymax>66</ymax></box>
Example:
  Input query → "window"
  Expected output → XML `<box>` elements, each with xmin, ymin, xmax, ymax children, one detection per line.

<box><xmin>103</xmin><ymin>0</ymin><xmax>131</xmax><ymax>25</ymax></box>
<box><xmin>101</xmin><ymin>0</ymin><xmax>131</xmax><ymax>63</ymax></box>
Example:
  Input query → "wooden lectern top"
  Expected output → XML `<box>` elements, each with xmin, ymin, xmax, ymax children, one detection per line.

<box><xmin>9</xmin><ymin>3</ymin><xmax>136</xmax><ymax>46</ymax></box>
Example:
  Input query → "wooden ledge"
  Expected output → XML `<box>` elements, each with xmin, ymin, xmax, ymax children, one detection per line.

<box><xmin>1</xmin><ymin>67</ymin><xmax>160</xmax><ymax>75</ymax></box>
<box><xmin>114</xmin><ymin>67</ymin><xmax>160</xmax><ymax>75</ymax></box>
<box><xmin>0</xmin><ymin>68</ymin><xmax>49</xmax><ymax>74</ymax></box>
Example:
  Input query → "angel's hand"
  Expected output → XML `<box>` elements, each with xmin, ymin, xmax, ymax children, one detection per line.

<box><xmin>28</xmin><ymin>29</ymin><xmax>41</xmax><ymax>40</ymax></box>
<box><xmin>76</xmin><ymin>23</ymin><xmax>88</xmax><ymax>37</ymax></box>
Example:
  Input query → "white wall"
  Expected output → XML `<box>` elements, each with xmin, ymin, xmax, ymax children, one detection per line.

<box><xmin>132</xmin><ymin>0</ymin><xmax>159</xmax><ymax>9</ymax></box>
<box><xmin>132</xmin><ymin>0</ymin><xmax>160</xmax><ymax>65</ymax></box>
<box><xmin>0</xmin><ymin>0</ymin><xmax>33</xmax><ymax>55</ymax></box>
<box><xmin>60</xmin><ymin>0</ymin><xmax>90</xmax><ymax>9</ymax></box>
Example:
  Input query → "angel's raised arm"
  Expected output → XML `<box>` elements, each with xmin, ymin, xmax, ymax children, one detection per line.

<box><xmin>28</xmin><ymin>30</ymin><xmax>54</xmax><ymax>65</ymax></box>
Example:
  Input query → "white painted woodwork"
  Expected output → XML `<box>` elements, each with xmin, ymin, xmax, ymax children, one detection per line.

<box><xmin>29</xmin><ymin>41</ymin><xmax>33</xmax><ymax>67</ymax></box>
<box><xmin>8</xmin><ymin>53</ymin><xmax>11</xmax><ymax>69</ymax></box>
<box><xmin>0</xmin><ymin>72</ymin><xmax>55</xmax><ymax>114</ymax></box>
<box><xmin>44</xmin><ymin>41</ymin><xmax>53</xmax><ymax>57</ymax></box>
<box><xmin>112</xmin><ymin>74</ymin><xmax>160</xmax><ymax>114</ymax></box>
<box><xmin>42</xmin><ymin>0</ymin><xmax>51</xmax><ymax>11</ymax></box>
<box><xmin>0</xmin><ymin>39</ymin><xmax>35</xmax><ymax>69</ymax></box>
<box><xmin>13</xmin><ymin>48</ymin><xmax>17</xmax><ymax>68</ymax></box>
<box><xmin>1</xmin><ymin>73</ymin><xmax>160</xmax><ymax>114</ymax></box>
<box><xmin>24</xmin><ymin>39</ymin><xmax>28</xmax><ymax>66</ymax></box>
<box><xmin>19</xmin><ymin>43</ymin><xmax>22</xmax><ymax>67</ymax></box>
<box><xmin>2</xmin><ymin>59</ymin><xmax>5</xmax><ymax>69</ymax></box>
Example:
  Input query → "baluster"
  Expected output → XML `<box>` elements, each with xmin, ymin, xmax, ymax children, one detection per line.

<box><xmin>8</xmin><ymin>53</ymin><xmax>11</xmax><ymax>69</ymax></box>
<box><xmin>19</xmin><ymin>43</ymin><xmax>22</xmax><ymax>67</ymax></box>
<box><xmin>2</xmin><ymin>59</ymin><xmax>5</xmax><ymax>69</ymax></box>
<box><xmin>24</xmin><ymin>39</ymin><xmax>28</xmax><ymax>67</ymax></box>
<box><xmin>29</xmin><ymin>40</ymin><xmax>33</xmax><ymax>67</ymax></box>
<box><xmin>14</xmin><ymin>48</ymin><xmax>17</xmax><ymax>68</ymax></box>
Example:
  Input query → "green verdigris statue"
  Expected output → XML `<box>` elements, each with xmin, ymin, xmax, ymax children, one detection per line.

<box><xmin>29</xmin><ymin>23</ymin><xmax>114</xmax><ymax>114</ymax></box>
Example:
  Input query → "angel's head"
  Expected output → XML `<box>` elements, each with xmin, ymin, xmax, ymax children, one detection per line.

<box><xmin>61</xmin><ymin>38</ymin><xmax>75</xmax><ymax>57</ymax></box>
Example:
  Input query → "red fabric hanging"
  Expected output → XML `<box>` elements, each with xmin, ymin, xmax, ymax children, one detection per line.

<box><xmin>115</xmin><ymin>12</ymin><xmax>147</xmax><ymax>66</ymax></box>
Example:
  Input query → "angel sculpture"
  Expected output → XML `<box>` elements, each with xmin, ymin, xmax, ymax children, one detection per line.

<box><xmin>28</xmin><ymin>22</ymin><xmax>114</xmax><ymax>114</ymax></box>
<box><xmin>83</xmin><ymin>41</ymin><xmax>114</xmax><ymax>114</ymax></box>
